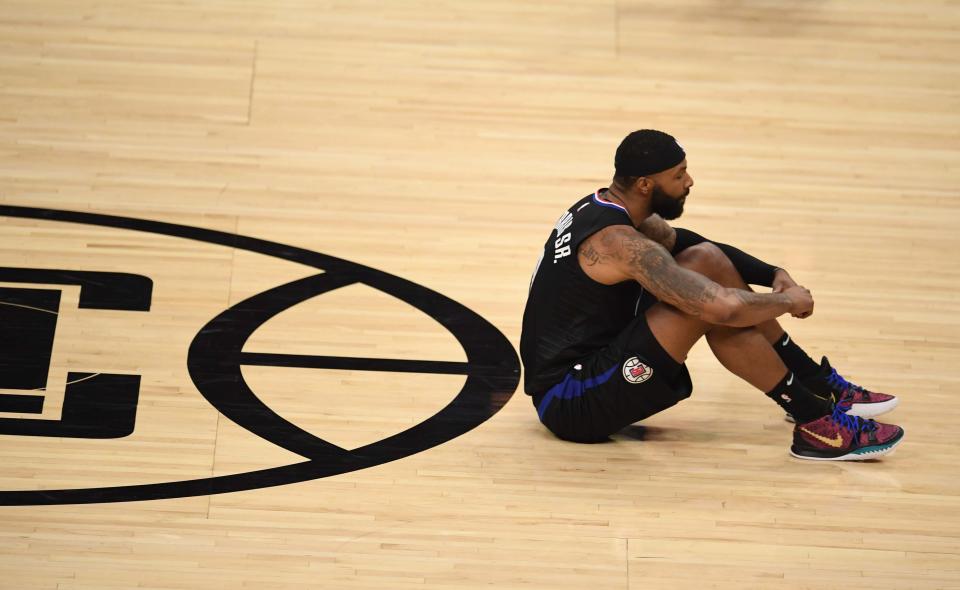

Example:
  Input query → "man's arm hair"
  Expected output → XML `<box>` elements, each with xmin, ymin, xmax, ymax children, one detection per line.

<box><xmin>672</xmin><ymin>227</ymin><xmax>778</xmax><ymax>286</ymax></box>
<box><xmin>599</xmin><ymin>226</ymin><xmax>793</xmax><ymax>327</ymax></box>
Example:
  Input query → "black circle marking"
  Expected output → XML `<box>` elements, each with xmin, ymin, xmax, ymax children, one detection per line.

<box><xmin>0</xmin><ymin>205</ymin><xmax>520</xmax><ymax>505</ymax></box>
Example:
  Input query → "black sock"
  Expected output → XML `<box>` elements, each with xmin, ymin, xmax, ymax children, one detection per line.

<box><xmin>765</xmin><ymin>371</ymin><xmax>831</xmax><ymax>423</ymax></box>
<box><xmin>773</xmin><ymin>332</ymin><xmax>821</xmax><ymax>379</ymax></box>
<box><xmin>774</xmin><ymin>333</ymin><xmax>838</xmax><ymax>398</ymax></box>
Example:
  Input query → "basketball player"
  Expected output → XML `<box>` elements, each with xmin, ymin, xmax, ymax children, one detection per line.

<box><xmin>520</xmin><ymin>129</ymin><xmax>903</xmax><ymax>460</ymax></box>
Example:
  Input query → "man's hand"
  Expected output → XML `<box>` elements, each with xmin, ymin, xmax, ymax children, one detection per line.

<box><xmin>772</xmin><ymin>269</ymin><xmax>812</xmax><ymax>318</ymax></box>
<box><xmin>772</xmin><ymin>268</ymin><xmax>797</xmax><ymax>293</ymax></box>
<box><xmin>781</xmin><ymin>284</ymin><xmax>814</xmax><ymax>319</ymax></box>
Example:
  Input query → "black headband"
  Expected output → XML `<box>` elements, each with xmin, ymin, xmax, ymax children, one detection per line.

<box><xmin>614</xmin><ymin>130</ymin><xmax>686</xmax><ymax>177</ymax></box>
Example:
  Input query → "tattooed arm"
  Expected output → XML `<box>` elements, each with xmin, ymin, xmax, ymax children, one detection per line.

<box><xmin>636</xmin><ymin>213</ymin><xmax>677</xmax><ymax>251</ymax></box>
<box><xmin>578</xmin><ymin>225</ymin><xmax>812</xmax><ymax>327</ymax></box>
<box><xmin>638</xmin><ymin>214</ymin><xmax>784</xmax><ymax>288</ymax></box>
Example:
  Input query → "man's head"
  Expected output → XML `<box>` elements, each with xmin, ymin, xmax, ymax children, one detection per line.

<box><xmin>613</xmin><ymin>129</ymin><xmax>694</xmax><ymax>220</ymax></box>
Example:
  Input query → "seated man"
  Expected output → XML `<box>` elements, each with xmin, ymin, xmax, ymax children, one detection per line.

<box><xmin>519</xmin><ymin>129</ymin><xmax>902</xmax><ymax>461</ymax></box>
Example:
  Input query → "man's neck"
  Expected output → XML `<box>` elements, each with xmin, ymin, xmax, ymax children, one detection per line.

<box><xmin>602</xmin><ymin>185</ymin><xmax>650</xmax><ymax>227</ymax></box>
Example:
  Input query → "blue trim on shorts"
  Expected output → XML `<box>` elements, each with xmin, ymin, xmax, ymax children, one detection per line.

<box><xmin>537</xmin><ymin>363</ymin><xmax>619</xmax><ymax>420</ymax></box>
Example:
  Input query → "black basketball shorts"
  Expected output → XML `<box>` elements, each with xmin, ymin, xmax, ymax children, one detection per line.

<box><xmin>531</xmin><ymin>312</ymin><xmax>693</xmax><ymax>443</ymax></box>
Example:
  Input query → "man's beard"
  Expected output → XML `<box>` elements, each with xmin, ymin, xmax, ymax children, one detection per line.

<box><xmin>651</xmin><ymin>185</ymin><xmax>688</xmax><ymax>220</ymax></box>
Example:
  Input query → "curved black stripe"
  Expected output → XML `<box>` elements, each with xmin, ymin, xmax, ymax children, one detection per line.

<box><xmin>0</xmin><ymin>205</ymin><xmax>354</xmax><ymax>275</ymax></box>
<box><xmin>0</xmin><ymin>461</ymin><xmax>316</xmax><ymax>505</ymax></box>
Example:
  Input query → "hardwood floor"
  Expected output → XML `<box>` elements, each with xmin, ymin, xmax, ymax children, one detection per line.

<box><xmin>1</xmin><ymin>1</ymin><xmax>958</xmax><ymax>588</ymax></box>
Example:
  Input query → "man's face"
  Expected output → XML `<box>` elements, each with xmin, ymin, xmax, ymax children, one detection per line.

<box><xmin>649</xmin><ymin>160</ymin><xmax>694</xmax><ymax>220</ymax></box>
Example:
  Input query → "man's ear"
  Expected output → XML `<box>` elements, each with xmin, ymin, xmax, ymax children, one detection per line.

<box><xmin>637</xmin><ymin>176</ymin><xmax>653</xmax><ymax>195</ymax></box>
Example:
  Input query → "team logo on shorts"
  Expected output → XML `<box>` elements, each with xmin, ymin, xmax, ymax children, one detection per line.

<box><xmin>622</xmin><ymin>357</ymin><xmax>653</xmax><ymax>384</ymax></box>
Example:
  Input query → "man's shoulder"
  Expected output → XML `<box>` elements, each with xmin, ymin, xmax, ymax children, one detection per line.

<box><xmin>579</xmin><ymin>223</ymin><xmax>647</xmax><ymax>256</ymax></box>
<box><xmin>566</xmin><ymin>192</ymin><xmax>631</xmax><ymax>228</ymax></box>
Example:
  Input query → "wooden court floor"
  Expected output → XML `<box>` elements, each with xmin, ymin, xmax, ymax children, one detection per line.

<box><xmin>1</xmin><ymin>1</ymin><xmax>959</xmax><ymax>588</ymax></box>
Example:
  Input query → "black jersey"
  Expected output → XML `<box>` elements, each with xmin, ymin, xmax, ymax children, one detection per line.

<box><xmin>520</xmin><ymin>189</ymin><xmax>654</xmax><ymax>395</ymax></box>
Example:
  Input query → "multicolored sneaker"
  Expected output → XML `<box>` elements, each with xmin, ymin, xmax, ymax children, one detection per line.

<box><xmin>784</xmin><ymin>357</ymin><xmax>900</xmax><ymax>422</ymax></box>
<box><xmin>815</xmin><ymin>356</ymin><xmax>899</xmax><ymax>418</ymax></box>
<box><xmin>791</xmin><ymin>402</ymin><xmax>904</xmax><ymax>461</ymax></box>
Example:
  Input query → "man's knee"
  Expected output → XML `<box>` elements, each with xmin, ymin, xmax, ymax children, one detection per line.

<box><xmin>674</xmin><ymin>242</ymin><xmax>735</xmax><ymax>279</ymax></box>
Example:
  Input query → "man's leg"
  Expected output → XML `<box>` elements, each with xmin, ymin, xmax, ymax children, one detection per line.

<box><xmin>694</xmin><ymin>249</ymin><xmax>899</xmax><ymax>415</ymax></box>
<box><xmin>662</xmin><ymin>243</ymin><xmax>897</xmax><ymax>417</ymax></box>
<box><xmin>644</xmin><ymin>243</ymin><xmax>830</xmax><ymax>422</ymax></box>
<box><xmin>766</xmin><ymin>321</ymin><xmax>899</xmax><ymax>417</ymax></box>
<box><xmin>644</xmin><ymin>242</ymin><xmax>904</xmax><ymax>460</ymax></box>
